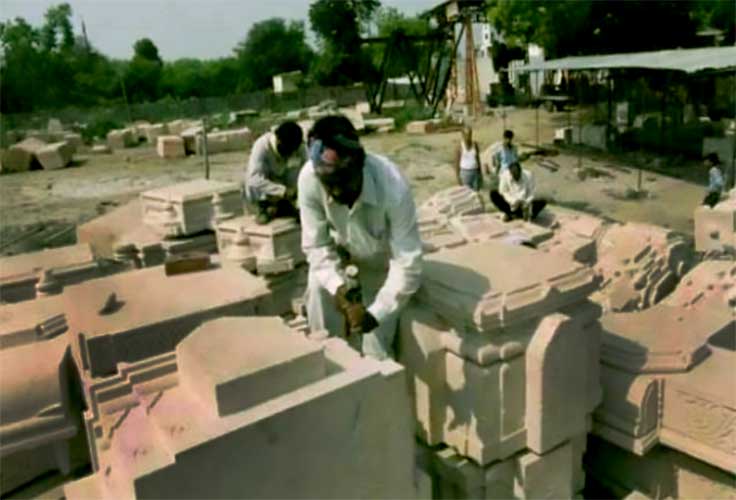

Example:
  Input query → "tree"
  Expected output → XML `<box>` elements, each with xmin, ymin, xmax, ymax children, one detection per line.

<box><xmin>487</xmin><ymin>0</ymin><xmax>701</xmax><ymax>59</ymax></box>
<box><xmin>234</xmin><ymin>18</ymin><xmax>312</xmax><ymax>91</ymax></box>
<box><xmin>308</xmin><ymin>0</ymin><xmax>380</xmax><ymax>85</ymax></box>
<box><xmin>369</xmin><ymin>7</ymin><xmax>430</xmax><ymax>78</ymax></box>
<box><xmin>40</xmin><ymin>2</ymin><xmax>73</xmax><ymax>52</ymax></box>
<box><xmin>125</xmin><ymin>37</ymin><xmax>163</xmax><ymax>102</ymax></box>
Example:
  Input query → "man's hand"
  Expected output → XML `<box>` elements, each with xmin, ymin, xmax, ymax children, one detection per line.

<box><xmin>343</xmin><ymin>302</ymin><xmax>379</xmax><ymax>334</ymax></box>
<box><xmin>335</xmin><ymin>284</ymin><xmax>356</xmax><ymax>312</ymax></box>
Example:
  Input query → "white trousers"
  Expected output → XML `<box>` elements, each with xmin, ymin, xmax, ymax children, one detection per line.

<box><xmin>305</xmin><ymin>264</ymin><xmax>399</xmax><ymax>360</ymax></box>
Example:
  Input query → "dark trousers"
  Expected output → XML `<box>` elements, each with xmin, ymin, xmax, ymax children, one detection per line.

<box><xmin>490</xmin><ymin>190</ymin><xmax>547</xmax><ymax>220</ymax></box>
<box><xmin>703</xmin><ymin>191</ymin><xmax>721</xmax><ymax>208</ymax></box>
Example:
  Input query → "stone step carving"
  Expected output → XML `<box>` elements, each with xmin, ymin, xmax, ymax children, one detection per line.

<box><xmin>63</xmin><ymin>265</ymin><xmax>272</xmax><ymax>378</ymax></box>
<box><xmin>65</xmin><ymin>317</ymin><xmax>415</xmax><ymax>499</ymax></box>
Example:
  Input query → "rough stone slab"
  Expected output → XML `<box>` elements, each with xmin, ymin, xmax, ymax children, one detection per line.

<box><xmin>36</xmin><ymin>141</ymin><xmax>74</xmax><ymax>170</ymax></box>
<box><xmin>106</xmin><ymin>128</ymin><xmax>136</xmax><ymax>149</ymax></box>
<box><xmin>14</xmin><ymin>137</ymin><xmax>47</xmax><ymax>155</ymax></box>
<box><xmin>90</xmin><ymin>144</ymin><xmax>111</xmax><ymax>155</ymax></box>
<box><xmin>449</xmin><ymin>213</ymin><xmax>554</xmax><ymax>245</ymax></box>
<box><xmin>1</xmin><ymin>147</ymin><xmax>32</xmax><ymax>173</ymax></box>
<box><xmin>177</xmin><ymin>317</ymin><xmax>326</xmax><ymax>416</ymax></box>
<box><xmin>143</xmin><ymin>123</ymin><xmax>168</xmax><ymax>143</ymax></box>
<box><xmin>63</xmin><ymin>265</ymin><xmax>271</xmax><ymax>377</ymax></box>
<box><xmin>63</xmin><ymin>133</ymin><xmax>84</xmax><ymax>153</ymax></box>
<box><xmin>156</xmin><ymin>135</ymin><xmax>185</xmax><ymax>159</ymax></box>
<box><xmin>195</xmin><ymin>128</ymin><xmax>252</xmax><ymax>155</ymax></box>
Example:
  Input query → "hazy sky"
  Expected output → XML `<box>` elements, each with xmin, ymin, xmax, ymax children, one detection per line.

<box><xmin>1</xmin><ymin>0</ymin><xmax>432</xmax><ymax>60</ymax></box>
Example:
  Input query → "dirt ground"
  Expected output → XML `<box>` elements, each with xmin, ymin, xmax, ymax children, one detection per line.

<box><xmin>0</xmin><ymin>108</ymin><xmax>710</xmax><ymax>256</ymax></box>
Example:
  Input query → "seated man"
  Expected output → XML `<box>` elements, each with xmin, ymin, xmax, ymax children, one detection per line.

<box><xmin>703</xmin><ymin>153</ymin><xmax>725</xmax><ymax>208</ymax></box>
<box><xmin>244</xmin><ymin>121</ymin><xmax>306</xmax><ymax>224</ymax></box>
<box><xmin>490</xmin><ymin>161</ymin><xmax>546</xmax><ymax>222</ymax></box>
<box><xmin>298</xmin><ymin>115</ymin><xmax>423</xmax><ymax>360</ymax></box>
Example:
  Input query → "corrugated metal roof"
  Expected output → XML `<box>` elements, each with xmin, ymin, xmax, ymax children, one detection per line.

<box><xmin>518</xmin><ymin>46</ymin><xmax>736</xmax><ymax>74</ymax></box>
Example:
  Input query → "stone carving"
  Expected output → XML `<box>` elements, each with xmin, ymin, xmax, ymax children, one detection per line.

<box><xmin>694</xmin><ymin>197</ymin><xmax>736</xmax><ymax>254</ymax></box>
<box><xmin>216</xmin><ymin>216</ymin><xmax>304</xmax><ymax>275</ymax></box>
<box><xmin>0</xmin><ymin>335</ymin><xmax>77</xmax><ymax>495</ymax></box>
<box><xmin>141</xmin><ymin>179</ymin><xmax>243</xmax><ymax>237</ymax></box>
<box><xmin>592</xmin><ymin>222</ymin><xmax>692</xmax><ymax>312</ymax></box>
<box><xmin>64</xmin><ymin>318</ymin><xmax>415</xmax><ymax>499</ymax></box>
<box><xmin>63</xmin><ymin>265</ymin><xmax>272</xmax><ymax>378</ymax></box>
<box><xmin>0</xmin><ymin>294</ymin><xmax>67</xmax><ymax>350</ymax></box>
<box><xmin>0</xmin><ymin>243</ymin><xmax>101</xmax><ymax>304</ymax></box>
<box><xmin>594</xmin><ymin>260</ymin><xmax>736</xmax><ymax>476</ymax></box>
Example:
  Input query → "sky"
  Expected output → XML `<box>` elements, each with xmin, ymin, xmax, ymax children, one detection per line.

<box><xmin>0</xmin><ymin>0</ymin><xmax>432</xmax><ymax>60</ymax></box>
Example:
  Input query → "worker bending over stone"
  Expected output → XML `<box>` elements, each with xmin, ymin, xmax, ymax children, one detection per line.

<box><xmin>490</xmin><ymin>161</ymin><xmax>546</xmax><ymax>222</ymax></box>
<box><xmin>244</xmin><ymin>121</ymin><xmax>306</xmax><ymax>224</ymax></box>
<box><xmin>454</xmin><ymin>126</ymin><xmax>487</xmax><ymax>191</ymax></box>
<box><xmin>298</xmin><ymin>115</ymin><xmax>423</xmax><ymax>360</ymax></box>
<box><xmin>703</xmin><ymin>153</ymin><xmax>725</xmax><ymax>208</ymax></box>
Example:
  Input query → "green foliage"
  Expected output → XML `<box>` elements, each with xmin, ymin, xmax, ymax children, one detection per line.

<box><xmin>369</xmin><ymin>7</ymin><xmax>431</xmax><ymax>78</ymax></box>
<box><xmin>487</xmin><ymin>0</ymin><xmax>709</xmax><ymax>58</ymax></box>
<box><xmin>308</xmin><ymin>0</ymin><xmax>380</xmax><ymax>85</ymax></box>
<box><xmin>234</xmin><ymin>18</ymin><xmax>312</xmax><ymax>92</ymax></box>
<box><xmin>81</xmin><ymin>118</ymin><xmax>123</xmax><ymax>142</ymax></box>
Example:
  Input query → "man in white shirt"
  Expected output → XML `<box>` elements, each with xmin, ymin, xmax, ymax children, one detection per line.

<box><xmin>298</xmin><ymin>115</ymin><xmax>423</xmax><ymax>360</ymax></box>
<box><xmin>703</xmin><ymin>153</ymin><xmax>725</xmax><ymax>208</ymax></box>
<box><xmin>244</xmin><ymin>121</ymin><xmax>307</xmax><ymax>224</ymax></box>
<box><xmin>490</xmin><ymin>161</ymin><xmax>546</xmax><ymax>222</ymax></box>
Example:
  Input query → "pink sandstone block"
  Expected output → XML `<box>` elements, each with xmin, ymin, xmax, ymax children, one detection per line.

<box><xmin>594</xmin><ymin>260</ymin><xmax>735</xmax><ymax>474</ymax></box>
<box><xmin>0</xmin><ymin>335</ymin><xmax>77</xmax><ymax>494</ymax></box>
<box><xmin>106</xmin><ymin>128</ymin><xmax>136</xmax><ymax>149</ymax></box>
<box><xmin>0</xmin><ymin>294</ymin><xmax>67</xmax><ymax>350</ymax></box>
<box><xmin>406</xmin><ymin>120</ymin><xmax>438</xmax><ymax>134</ymax></box>
<box><xmin>63</xmin><ymin>265</ymin><xmax>271</xmax><ymax>377</ymax></box>
<box><xmin>0</xmin><ymin>243</ymin><xmax>100</xmax><ymax>303</ymax></box>
<box><xmin>400</xmin><ymin>302</ymin><xmax>600</xmax><ymax>466</ymax></box>
<box><xmin>1</xmin><ymin>147</ymin><xmax>32</xmax><ymax>173</ymax></box>
<box><xmin>525</xmin><ymin>314</ymin><xmax>592</xmax><ymax>454</ymax></box>
<box><xmin>156</xmin><ymin>135</ymin><xmax>185</xmax><ymax>159</ymax></box>
<box><xmin>66</xmin><ymin>318</ymin><xmax>415</xmax><ymax>499</ymax></box>
<box><xmin>141</xmin><ymin>179</ymin><xmax>243</xmax><ymax>237</ymax></box>
<box><xmin>694</xmin><ymin>199</ymin><xmax>736</xmax><ymax>253</ymax></box>
<box><xmin>177</xmin><ymin>317</ymin><xmax>326</xmax><ymax>417</ymax></box>
<box><xmin>416</xmin><ymin>241</ymin><xmax>596</xmax><ymax>333</ymax></box>
<box><xmin>514</xmin><ymin>441</ymin><xmax>574</xmax><ymax>499</ymax></box>
<box><xmin>586</xmin><ymin>435</ymin><xmax>736</xmax><ymax>499</ymax></box>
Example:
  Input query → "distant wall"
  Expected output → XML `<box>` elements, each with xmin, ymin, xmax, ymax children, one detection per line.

<box><xmin>1</xmin><ymin>83</ymin><xmax>414</xmax><ymax>134</ymax></box>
